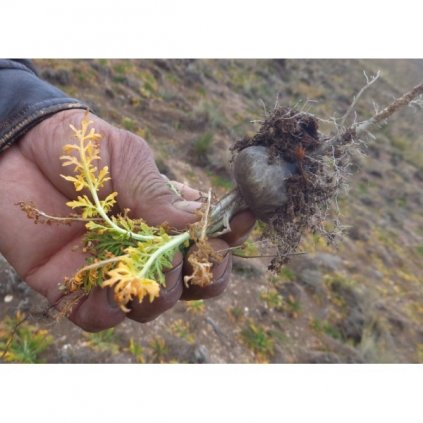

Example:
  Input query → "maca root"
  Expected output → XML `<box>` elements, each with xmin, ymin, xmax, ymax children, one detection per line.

<box><xmin>230</xmin><ymin>81</ymin><xmax>423</xmax><ymax>271</ymax></box>
<box><xmin>232</xmin><ymin>107</ymin><xmax>339</xmax><ymax>271</ymax></box>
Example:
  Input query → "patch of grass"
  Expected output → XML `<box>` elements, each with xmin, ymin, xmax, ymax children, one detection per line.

<box><xmin>260</xmin><ymin>289</ymin><xmax>284</xmax><ymax>310</ymax></box>
<box><xmin>357</xmin><ymin>181</ymin><xmax>369</xmax><ymax>195</ymax></box>
<box><xmin>84</xmin><ymin>328</ymin><xmax>120</xmax><ymax>354</ymax></box>
<box><xmin>185</xmin><ymin>300</ymin><xmax>205</xmax><ymax>315</ymax></box>
<box><xmin>395</xmin><ymin>197</ymin><xmax>407</xmax><ymax>208</ymax></box>
<box><xmin>112</xmin><ymin>74</ymin><xmax>126</xmax><ymax>84</ymax></box>
<box><xmin>127</xmin><ymin>338</ymin><xmax>145</xmax><ymax>363</ymax></box>
<box><xmin>209</xmin><ymin>173</ymin><xmax>233</xmax><ymax>190</ymax></box>
<box><xmin>233</xmin><ymin>239</ymin><xmax>259</xmax><ymax>258</ymax></box>
<box><xmin>0</xmin><ymin>312</ymin><xmax>53</xmax><ymax>363</ymax></box>
<box><xmin>310</xmin><ymin>319</ymin><xmax>343</xmax><ymax>341</ymax></box>
<box><xmin>281</xmin><ymin>295</ymin><xmax>301</xmax><ymax>318</ymax></box>
<box><xmin>192</xmin><ymin>132</ymin><xmax>213</xmax><ymax>160</ymax></box>
<box><xmin>391</xmin><ymin>135</ymin><xmax>409</xmax><ymax>152</ymax></box>
<box><xmin>241</xmin><ymin>320</ymin><xmax>274</xmax><ymax>361</ymax></box>
<box><xmin>324</xmin><ymin>272</ymin><xmax>357</xmax><ymax>290</ymax></box>
<box><xmin>136</xmin><ymin>127</ymin><xmax>150</xmax><ymax>140</ymax></box>
<box><xmin>169</xmin><ymin>320</ymin><xmax>195</xmax><ymax>344</ymax></box>
<box><xmin>260</xmin><ymin>289</ymin><xmax>301</xmax><ymax>318</ymax></box>
<box><xmin>228</xmin><ymin>306</ymin><xmax>244</xmax><ymax>323</ymax></box>
<box><xmin>113</xmin><ymin>63</ymin><xmax>128</xmax><ymax>75</ymax></box>
<box><xmin>279</xmin><ymin>266</ymin><xmax>296</xmax><ymax>281</ymax></box>
<box><xmin>121</xmin><ymin>117</ymin><xmax>137</xmax><ymax>132</ymax></box>
<box><xmin>138</xmin><ymin>70</ymin><xmax>158</xmax><ymax>98</ymax></box>
<box><xmin>149</xmin><ymin>337</ymin><xmax>169</xmax><ymax>363</ymax></box>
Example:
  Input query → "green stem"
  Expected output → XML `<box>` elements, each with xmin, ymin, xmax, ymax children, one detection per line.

<box><xmin>139</xmin><ymin>232</ymin><xmax>190</xmax><ymax>280</ymax></box>
<box><xmin>77</xmin><ymin>255</ymin><xmax>127</xmax><ymax>274</ymax></box>
<box><xmin>79</xmin><ymin>138</ymin><xmax>157</xmax><ymax>241</ymax></box>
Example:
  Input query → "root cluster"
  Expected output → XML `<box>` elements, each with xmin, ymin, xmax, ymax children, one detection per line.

<box><xmin>233</xmin><ymin>107</ymin><xmax>349</xmax><ymax>270</ymax></box>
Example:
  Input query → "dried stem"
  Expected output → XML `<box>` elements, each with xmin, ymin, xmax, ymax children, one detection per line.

<box><xmin>339</xmin><ymin>70</ymin><xmax>381</xmax><ymax>128</ymax></box>
<box><xmin>319</xmin><ymin>82</ymin><xmax>423</xmax><ymax>154</ymax></box>
<box><xmin>355</xmin><ymin>82</ymin><xmax>423</xmax><ymax>134</ymax></box>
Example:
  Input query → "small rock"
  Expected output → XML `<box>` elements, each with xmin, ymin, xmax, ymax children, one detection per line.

<box><xmin>340</xmin><ymin>308</ymin><xmax>365</xmax><ymax>344</ymax></box>
<box><xmin>59</xmin><ymin>344</ymin><xmax>74</xmax><ymax>363</ymax></box>
<box><xmin>298</xmin><ymin>268</ymin><xmax>322</xmax><ymax>290</ymax></box>
<box><xmin>348</xmin><ymin>224</ymin><xmax>370</xmax><ymax>241</ymax></box>
<box><xmin>312</xmin><ymin>253</ymin><xmax>343</xmax><ymax>271</ymax></box>
<box><xmin>4</xmin><ymin>294</ymin><xmax>13</xmax><ymax>303</ymax></box>
<box><xmin>105</xmin><ymin>87</ymin><xmax>115</xmax><ymax>98</ymax></box>
<box><xmin>193</xmin><ymin>345</ymin><xmax>210</xmax><ymax>363</ymax></box>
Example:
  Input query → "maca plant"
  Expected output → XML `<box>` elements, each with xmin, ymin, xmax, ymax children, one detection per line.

<box><xmin>20</xmin><ymin>114</ymin><xmax>217</xmax><ymax>312</ymax></box>
<box><xmin>18</xmin><ymin>77</ymin><xmax>423</xmax><ymax>314</ymax></box>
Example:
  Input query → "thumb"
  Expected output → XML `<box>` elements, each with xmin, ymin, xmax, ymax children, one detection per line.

<box><xmin>109</xmin><ymin>130</ymin><xmax>202</xmax><ymax>230</ymax></box>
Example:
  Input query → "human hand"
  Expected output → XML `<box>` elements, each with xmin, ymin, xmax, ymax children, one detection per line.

<box><xmin>0</xmin><ymin>110</ymin><xmax>255</xmax><ymax>331</ymax></box>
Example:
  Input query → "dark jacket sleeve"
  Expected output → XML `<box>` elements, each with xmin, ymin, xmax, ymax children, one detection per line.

<box><xmin>0</xmin><ymin>59</ymin><xmax>88</xmax><ymax>153</ymax></box>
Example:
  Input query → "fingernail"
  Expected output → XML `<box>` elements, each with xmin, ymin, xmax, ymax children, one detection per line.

<box><xmin>106</xmin><ymin>288</ymin><xmax>119</xmax><ymax>309</ymax></box>
<box><xmin>174</xmin><ymin>200</ymin><xmax>202</xmax><ymax>214</ymax></box>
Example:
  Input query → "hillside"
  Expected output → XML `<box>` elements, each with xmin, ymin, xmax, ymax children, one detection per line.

<box><xmin>1</xmin><ymin>59</ymin><xmax>422</xmax><ymax>363</ymax></box>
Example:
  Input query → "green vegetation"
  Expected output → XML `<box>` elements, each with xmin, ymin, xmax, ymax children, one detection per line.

<box><xmin>260</xmin><ymin>289</ymin><xmax>301</xmax><ymax>318</ymax></box>
<box><xmin>149</xmin><ymin>337</ymin><xmax>169</xmax><ymax>363</ymax></box>
<box><xmin>0</xmin><ymin>313</ymin><xmax>53</xmax><ymax>363</ymax></box>
<box><xmin>185</xmin><ymin>300</ymin><xmax>205</xmax><ymax>315</ymax></box>
<box><xmin>260</xmin><ymin>289</ymin><xmax>284</xmax><ymax>310</ymax></box>
<box><xmin>138</xmin><ymin>70</ymin><xmax>158</xmax><ymax>98</ymax></box>
<box><xmin>192</xmin><ymin>132</ymin><xmax>213</xmax><ymax>161</ymax></box>
<box><xmin>84</xmin><ymin>328</ymin><xmax>120</xmax><ymax>353</ymax></box>
<box><xmin>121</xmin><ymin>117</ymin><xmax>137</xmax><ymax>132</ymax></box>
<box><xmin>127</xmin><ymin>338</ymin><xmax>145</xmax><ymax>363</ymax></box>
<box><xmin>169</xmin><ymin>319</ymin><xmax>195</xmax><ymax>344</ymax></box>
<box><xmin>228</xmin><ymin>306</ymin><xmax>244</xmax><ymax>322</ymax></box>
<box><xmin>209</xmin><ymin>173</ymin><xmax>233</xmax><ymax>190</ymax></box>
<box><xmin>241</xmin><ymin>320</ymin><xmax>274</xmax><ymax>360</ymax></box>
<box><xmin>233</xmin><ymin>239</ymin><xmax>259</xmax><ymax>258</ymax></box>
<box><xmin>279</xmin><ymin>267</ymin><xmax>296</xmax><ymax>281</ymax></box>
<box><xmin>310</xmin><ymin>319</ymin><xmax>343</xmax><ymax>341</ymax></box>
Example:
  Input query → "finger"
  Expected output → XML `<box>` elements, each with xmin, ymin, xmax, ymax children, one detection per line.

<box><xmin>220</xmin><ymin>210</ymin><xmax>256</xmax><ymax>247</ymax></box>
<box><xmin>67</xmin><ymin>286</ymin><xmax>126</xmax><ymax>332</ymax></box>
<box><xmin>180</xmin><ymin>238</ymin><xmax>232</xmax><ymax>301</ymax></box>
<box><xmin>126</xmin><ymin>252</ymin><xmax>184</xmax><ymax>323</ymax></box>
<box><xmin>107</xmin><ymin>130</ymin><xmax>203</xmax><ymax>230</ymax></box>
<box><xmin>168</xmin><ymin>180</ymin><xmax>205</xmax><ymax>201</ymax></box>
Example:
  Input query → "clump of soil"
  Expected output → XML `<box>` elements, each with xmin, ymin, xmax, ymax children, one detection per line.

<box><xmin>232</xmin><ymin>107</ymin><xmax>344</xmax><ymax>271</ymax></box>
<box><xmin>233</xmin><ymin>107</ymin><xmax>322</xmax><ymax>162</ymax></box>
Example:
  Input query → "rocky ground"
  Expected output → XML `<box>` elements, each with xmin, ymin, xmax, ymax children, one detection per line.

<box><xmin>1</xmin><ymin>59</ymin><xmax>422</xmax><ymax>363</ymax></box>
